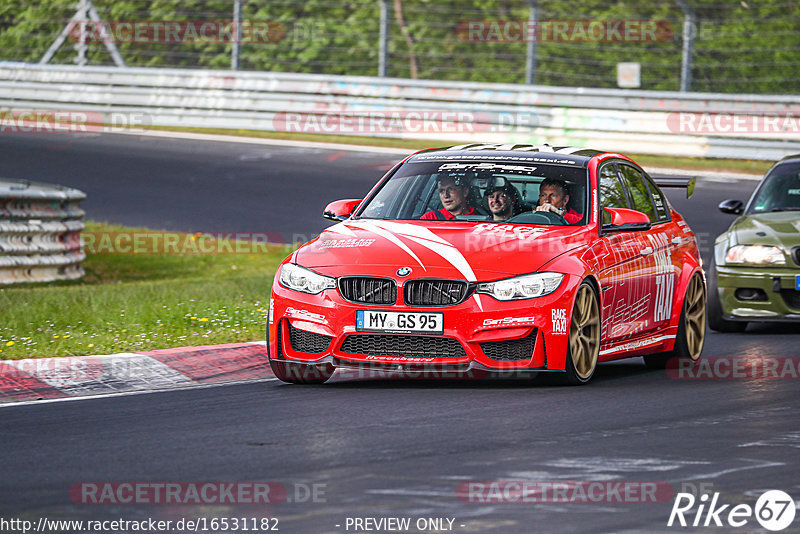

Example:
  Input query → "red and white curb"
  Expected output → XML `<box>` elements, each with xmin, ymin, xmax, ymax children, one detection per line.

<box><xmin>0</xmin><ymin>341</ymin><xmax>274</xmax><ymax>404</ymax></box>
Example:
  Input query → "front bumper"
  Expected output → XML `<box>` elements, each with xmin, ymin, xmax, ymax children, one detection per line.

<box><xmin>716</xmin><ymin>264</ymin><xmax>800</xmax><ymax>321</ymax></box>
<box><xmin>268</xmin><ymin>275</ymin><xmax>581</xmax><ymax>372</ymax></box>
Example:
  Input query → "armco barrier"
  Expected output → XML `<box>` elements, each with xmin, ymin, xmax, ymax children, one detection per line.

<box><xmin>0</xmin><ymin>179</ymin><xmax>86</xmax><ymax>284</ymax></box>
<box><xmin>1</xmin><ymin>62</ymin><xmax>800</xmax><ymax>160</ymax></box>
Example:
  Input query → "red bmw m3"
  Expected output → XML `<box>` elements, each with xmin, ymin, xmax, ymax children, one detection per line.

<box><xmin>268</xmin><ymin>144</ymin><xmax>705</xmax><ymax>385</ymax></box>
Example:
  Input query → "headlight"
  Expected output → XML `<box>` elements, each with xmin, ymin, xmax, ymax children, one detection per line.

<box><xmin>279</xmin><ymin>263</ymin><xmax>336</xmax><ymax>294</ymax></box>
<box><xmin>725</xmin><ymin>245</ymin><xmax>786</xmax><ymax>265</ymax></box>
<box><xmin>477</xmin><ymin>272</ymin><xmax>563</xmax><ymax>300</ymax></box>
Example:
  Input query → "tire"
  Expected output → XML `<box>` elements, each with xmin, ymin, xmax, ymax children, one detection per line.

<box><xmin>706</xmin><ymin>259</ymin><xmax>747</xmax><ymax>333</ymax></box>
<box><xmin>270</xmin><ymin>359</ymin><xmax>334</xmax><ymax>384</ymax></box>
<box><xmin>644</xmin><ymin>273</ymin><xmax>706</xmax><ymax>369</ymax></box>
<box><xmin>557</xmin><ymin>281</ymin><xmax>601</xmax><ymax>385</ymax></box>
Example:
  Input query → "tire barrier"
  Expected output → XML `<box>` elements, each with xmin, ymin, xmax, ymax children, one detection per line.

<box><xmin>0</xmin><ymin>179</ymin><xmax>86</xmax><ymax>284</ymax></box>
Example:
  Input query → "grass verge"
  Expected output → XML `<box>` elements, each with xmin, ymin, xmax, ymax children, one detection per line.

<box><xmin>0</xmin><ymin>222</ymin><xmax>291</xmax><ymax>360</ymax></box>
<box><xmin>145</xmin><ymin>125</ymin><xmax>773</xmax><ymax>175</ymax></box>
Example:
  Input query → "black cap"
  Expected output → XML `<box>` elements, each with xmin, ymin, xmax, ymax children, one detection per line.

<box><xmin>484</xmin><ymin>181</ymin><xmax>521</xmax><ymax>205</ymax></box>
<box><xmin>437</xmin><ymin>171</ymin><xmax>473</xmax><ymax>187</ymax></box>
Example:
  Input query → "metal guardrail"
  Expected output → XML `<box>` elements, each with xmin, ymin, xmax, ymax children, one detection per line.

<box><xmin>0</xmin><ymin>179</ymin><xmax>86</xmax><ymax>284</ymax></box>
<box><xmin>1</xmin><ymin>62</ymin><xmax>799</xmax><ymax>160</ymax></box>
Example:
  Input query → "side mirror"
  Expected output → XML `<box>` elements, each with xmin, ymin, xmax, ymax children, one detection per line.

<box><xmin>718</xmin><ymin>199</ymin><xmax>744</xmax><ymax>215</ymax></box>
<box><xmin>323</xmin><ymin>199</ymin><xmax>361</xmax><ymax>222</ymax></box>
<box><xmin>601</xmin><ymin>207</ymin><xmax>652</xmax><ymax>233</ymax></box>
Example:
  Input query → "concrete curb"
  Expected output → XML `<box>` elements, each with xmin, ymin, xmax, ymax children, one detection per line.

<box><xmin>0</xmin><ymin>341</ymin><xmax>273</xmax><ymax>404</ymax></box>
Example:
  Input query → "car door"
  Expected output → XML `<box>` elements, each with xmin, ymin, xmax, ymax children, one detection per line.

<box><xmin>589</xmin><ymin>162</ymin><xmax>653</xmax><ymax>344</ymax></box>
<box><xmin>618</xmin><ymin>163</ymin><xmax>678</xmax><ymax>334</ymax></box>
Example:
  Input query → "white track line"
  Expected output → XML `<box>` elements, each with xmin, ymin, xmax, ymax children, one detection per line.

<box><xmin>110</xmin><ymin>128</ymin><xmax>413</xmax><ymax>155</ymax></box>
<box><xmin>109</xmin><ymin>129</ymin><xmax>763</xmax><ymax>180</ymax></box>
<box><xmin>0</xmin><ymin>377</ymin><xmax>280</xmax><ymax>409</ymax></box>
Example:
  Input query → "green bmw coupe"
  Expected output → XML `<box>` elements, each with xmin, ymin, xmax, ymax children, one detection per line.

<box><xmin>709</xmin><ymin>154</ymin><xmax>800</xmax><ymax>332</ymax></box>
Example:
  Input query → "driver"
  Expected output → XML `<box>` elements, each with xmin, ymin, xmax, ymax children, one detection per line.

<box><xmin>421</xmin><ymin>174</ymin><xmax>476</xmax><ymax>220</ymax></box>
<box><xmin>485</xmin><ymin>182</ymin><xmax>522</xmax><ymax>221</ymax></box>
<box><xmin>536</xmin><ymin>177</ymin><xmax>581</xmax><ymax>224</ymax></box>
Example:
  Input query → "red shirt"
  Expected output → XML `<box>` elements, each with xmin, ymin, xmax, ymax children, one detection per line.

<box><xmin>421</xmin><ymin>206</ymin><xmax>476</xmax><ymax>220</ymax></box>
<box><xmin>564</xmin><ymin>208</ymin><xmax>581</xmax><ymax>224</ymax></box>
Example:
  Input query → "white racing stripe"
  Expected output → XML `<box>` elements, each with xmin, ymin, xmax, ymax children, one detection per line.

<box><xmin>350</xmin><ymin>220</ymin><xmax>485</xmax><ymax>310</ymax></box>
<box><xmin>360</xmin><ymin>220</ymin><xmax>478</xmax><ymax>281</ymax></box>
<box><xmin>326</xmin><ymin>222</ymin><xmax>359</xmax><ymax>238</ymax></box>
<box><xmin>347</xmin><ymin>220</ymin><xmax>426</xmax><ymax>269</ymax></box>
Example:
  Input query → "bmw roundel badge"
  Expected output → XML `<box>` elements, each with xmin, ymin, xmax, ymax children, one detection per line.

<box><xmin>396</xmin><ymin>267</ymin><xmax>412</xmax><ymax>277</ymax></box>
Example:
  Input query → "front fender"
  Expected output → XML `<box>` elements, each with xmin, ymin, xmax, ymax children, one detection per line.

<box><xmin>537</xmin><ymin>248</ymin><xmax>597</xmax><ymax>371</ymax></box>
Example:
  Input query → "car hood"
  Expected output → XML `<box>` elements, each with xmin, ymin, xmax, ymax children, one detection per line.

<box><xmin>294</xmin><ymin>219</ymin><xmax>588</xmax><ymax>280</ymax></box>
<box><xmin>730</xmin><ymin>212</ymin><xmax>800</xmax><ymax>251</ymax></box>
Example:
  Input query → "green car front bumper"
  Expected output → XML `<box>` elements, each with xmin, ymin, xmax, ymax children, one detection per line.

<box><xmin>716</xmin><ymin>265</ymin><xmax>800</xmax><ymax>321</ymax></box>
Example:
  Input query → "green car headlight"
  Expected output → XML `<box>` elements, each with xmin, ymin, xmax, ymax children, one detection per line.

<box><xmin>725</xmin><ymin>245</ymin><xmax>786</xmax><ymax>265</ymax></box>
<box><xmin>477</xmin><ymin>272</ymin><xmax>563</xmax><ymax>300</ymax></box>
<box><xmin>279</xmin><ymin>263</ymin><xmax>336</xmax><ymax>294</ymax></box>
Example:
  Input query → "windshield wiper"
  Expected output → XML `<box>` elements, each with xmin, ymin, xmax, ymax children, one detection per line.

<box><xmin>769</xmin><ymin>207</ymin><xmax>800</xmax><ymax>212</ymax></box>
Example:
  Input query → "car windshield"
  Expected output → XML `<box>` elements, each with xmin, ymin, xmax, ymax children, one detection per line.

<box><xmin>356</xmin><ymin>159</ymin><xmax>589</xmax><ymax>225</ymax></box>
<box><xmin>749</xmin><ymin>162</ymin><xmax>800</xmax><ymax>213</ymax></box>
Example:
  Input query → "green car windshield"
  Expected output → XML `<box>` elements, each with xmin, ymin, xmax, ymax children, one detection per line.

<box><xmin>749</xmin><ymin>162</ymin><xmax>800</xmax><ymax>213</ymax></box>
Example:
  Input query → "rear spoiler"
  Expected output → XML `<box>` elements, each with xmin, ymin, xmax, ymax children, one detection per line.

<box><xmin>652</xmin><ymin>176</ymin><xmax>696</xmax><ymax>199</ymax></box>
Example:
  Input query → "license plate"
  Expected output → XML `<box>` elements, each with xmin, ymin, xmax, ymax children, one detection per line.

<box><xmin>796</xmin><ymin>275</ymin><xmax>800</xmax><ymax>291</ymax></box>
<box><xmin>356</xmin><ymin>310</ymin><xmax>443</xmax><ymax>334</ymax></box>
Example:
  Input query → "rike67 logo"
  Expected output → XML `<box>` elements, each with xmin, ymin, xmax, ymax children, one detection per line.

<box><xmin>668</xmin><ymin>490</ymin><xmax>796</xmax><ymax>531</ymax></box>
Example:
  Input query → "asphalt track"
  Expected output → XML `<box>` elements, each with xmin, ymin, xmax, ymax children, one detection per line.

<box><xmin>1</xmin><ymin>132</ymin><xmax>799</xmax><ymax>533</ymax></box>
<box><xmin>0</xmin><ymin>132</ymin><xmax>398</xmax><ymax>241</ymax></box>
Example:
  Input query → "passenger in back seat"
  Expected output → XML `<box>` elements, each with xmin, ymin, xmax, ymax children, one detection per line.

<box><xmin>485</xmin><ymin>182</ymin><xmax>523</xmax><ymax>222</ymax></box>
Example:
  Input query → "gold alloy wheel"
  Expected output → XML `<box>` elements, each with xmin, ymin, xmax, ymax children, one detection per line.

<box><xmin>683</xmin><ymin>274</ymin><xmax>706</xmax><ymax>359</ymax></box>
<box><xmin>569</xmin><ymin>284</ymin><xmax>601</xmax><ymax>380</ymax></box>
